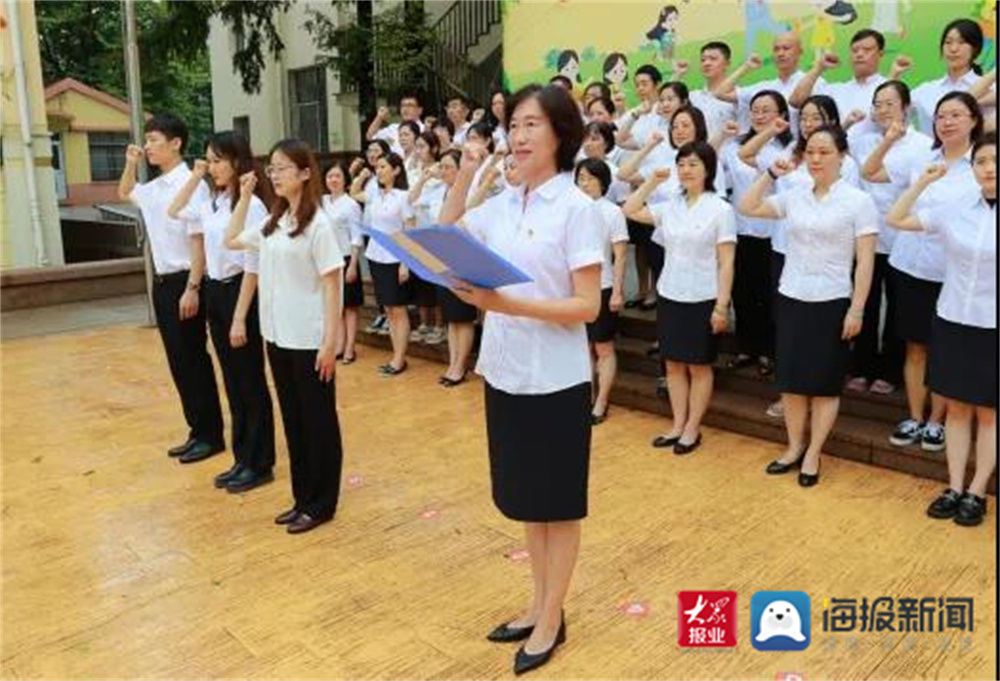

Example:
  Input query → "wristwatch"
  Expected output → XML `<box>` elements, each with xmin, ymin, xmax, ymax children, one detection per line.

<box><xmin>186</xmin><ymin>281</ymin><xmax>201</xmax><ymax>292</ymax></box>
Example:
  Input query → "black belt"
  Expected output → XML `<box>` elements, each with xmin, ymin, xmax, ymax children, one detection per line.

<box><xmin>153</xmin><ymin>270</ymin><xmax>190</xmax><ymax>285</ymax></box>
<box><xmin>206</xmin><ymin>272</ymin><xmax>244</xmax><ymax>286</ymax></box>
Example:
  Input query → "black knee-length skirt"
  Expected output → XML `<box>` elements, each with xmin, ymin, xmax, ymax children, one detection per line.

<box><xmin>485</xmin><ymin>381</ymin><xmax>592</xmax><ymax>522</ymax></box>
<box><xmin>891</xmin><ymin>267</ymin><xmax>942</xmax><ymax>344</ymax></box>
<box><xmin>775</xmin><ymin>295</ymin><xmax>850</xmax><ymax>396</ymax></box>
<box><xmin>587</xmin><ymin>288</ymin><xmax>619</xmax><ymax>343</ymax></box>
<box><xmin>343</xmin><ymin>256</ymin><xmax>364</xmax><ymax>308</ymax></box>
<box><xmin>437</xmin><ymin>286</ymin><xmax>478</xmax><ymax>324</ymax></box>
<box><xmin>410</xmin><ymin>272</ymin><xmax>438</xmax><ymax>307</ymax></box>
<box><xmin>370</xmin><ymin>261</ymin><xmax>412</xmax><ymax>307</ymax></box>
<box><xmin>657</xmin><ymin>296</ymin><xmax>718</xmax><ymax>365</ymax></box>
<box><xmin>927</xmin><ymin>315</ymin><xmax>998</xmax><ymax>407</ymax></box>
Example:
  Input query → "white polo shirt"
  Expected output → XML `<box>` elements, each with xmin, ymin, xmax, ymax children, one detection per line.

<box><xmin>690</xmin><ymin>88</ymin><xmax>737</xmax><ymax>141</ymax></box>
<box><xmin>766</xmin><ymin>180</ymin><xmax>879</xmax><ymax>302</ymax></box>
<box><xmin>462</xmin><ymin>173</ymin><xmax>604</xmax><ymax>395</ymax></box>
<box><xmin>593</xmin><ymin>197</ymin><xmax>629</xmax><ymax>290</ymax></box>
<box><xmin>129</xmin><ymin>162</ymin><xmax>210</xmax><ymax>275</ymax></box>
<box><xmin>917</xmin><ymin>192</ymin><xmax>996</xmax><ymax>329</ymax></box>
<box><xmin>771</xmin><ymin>154</ymin><xmax>862</xmax><ymax>254</ymax></box>
<box><xmin>182</xmin><ymin>194</ymin><xmax>265</xmax><ymax>280</ymax></box>
<box><xmin>651</xmin><ymin>191</ymin><xmax>736</xmax><ymax>302</ymax></box>
<box><xmin>850</xmin><ymin>126</ymin><xmax>934</xmax><ymax>254</ymax></box>
<box><xmin>321</xmin><ymin>193</ymin><xmax>364</xmax><ymax>257</ymax></box>
<box><xmin>237</xmin><ymin>210</ymin><xmax>344</xmax><ymax>350</ymax></box>
<box><xmin>911</xmin><ymin>70</ymin><xmax>993</xmax><ymax>136</ymax></box>
<box><xmin>363</xmin><ymin>187</ymin><xmax>415</xmax><ymax>264</ymax></box>
<box><xmin>888</xmin><ymin>149</ymin><xmax>975</xmax><ymax>282</ymax></box>
<box><xmin>724</xmin><ymin>137</ymin><xmax>791</xmax><ymax>239</ymax></box>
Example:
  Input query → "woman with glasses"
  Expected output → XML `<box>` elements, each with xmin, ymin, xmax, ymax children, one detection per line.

<box><xmin>225</xmin><ymin>138</ymin><xmax>345</xmax><ymax>534</ymax></box>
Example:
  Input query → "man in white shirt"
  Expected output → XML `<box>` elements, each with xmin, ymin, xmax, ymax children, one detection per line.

<box><xmin>117</xmin><ymin>113</ymin><xmax>224</xmax><ymax>463</ymax></box>
<box><xmin>446</xmin><ymin>95</ymin><xmax>472</xmax><ymax>146</ymax></box>
<box><xmin>365</xmin><ymin>91</ymin><xmax>424</xmax><ymax>156</ymax></box>
<box><xmin>688</xmin><ymin>41</ymin><xmax>738</xmax><ymax>140</ymax></box>
<box><xmin>616</xmin><ymin>64</ymin><xmax>665</xmax><ymax>149</ymax></box>
<box><xmin>712</xmin><ymin>32</ymin><xmax>814</xmax><ymax>130</ymax></box>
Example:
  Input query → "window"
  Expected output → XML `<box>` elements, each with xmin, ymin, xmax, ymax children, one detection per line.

<box><xmin>88</xmin><ymin>132</ymin><xmax>130</xmax><ymax>182</ymax></box>
<box><xmin>233</xmin><ymin>116</ymin><xmax>250</xmax><ymax>146</ymax></box>
<box><xmin>288</xmin><ymin>65</ymin><xmax>328</xmax><ymax>152</ymax></box>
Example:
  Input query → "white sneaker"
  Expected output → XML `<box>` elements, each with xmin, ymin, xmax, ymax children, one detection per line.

<box><xmin>425</xmin><ymin>327</ymin><xmax>447</xmax><ymax>345</ymax></box>
<box><xmin>765</xmin><ymin>400</ymin><xmax>784</xmax><ymax>418</ymax></box>
<box><xmin>409</xmin><ymin>324</ymin><xmax>430</xmax><ymax>342</ymax></box>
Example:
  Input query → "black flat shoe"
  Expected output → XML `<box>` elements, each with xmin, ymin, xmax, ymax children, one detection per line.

<box><xmin>287</xmin><ymin>512</ymin><xmax>330</xmax><ymax>534</ymax></box>
<box><xmin>927</xmin><ymin>488</ymin><xmax>964</xmax><ymax>519</ymax></box>
<box><xmin>168</xmin><ymin>437</ymin><xmax>197</xmax><ymax>458</ymax></box>
<box><xmin>590</xmin><ymin>409</ymin><xmax>608</xmax><ymax>425</ymax></box>
<box><xmin>673</xmin><ymin>434</ymin><xmax>702</xmax><ymax>455</ymax></box>
<box><xmin>225</xmin><ymin>468</ymin><xmax>275</xmax><ymax>493</ymax></box>
<box><xmin>340</xmin><ymin>353</ymin><xmax>356</xmax><ymax>365</ymax></box>
<box><xmin>652</xmin><ymin>434</ymin><xmax>681</xmax><ymax>448</ymax></box>
<box><xmin>487</xmin><ymin>621</ymin><xmax>534</xmax><ymax>643</ymax></box>
<box><xmin>638</xmin><ymin>299</ymin><xmax>657</xmax><ymax>311</ymax></box>
<box><xmin>380</xmin><ymin>361</ymin><xmax>408</xmax><ymax>377</ymax></box>
<box><xmin>178</xmin><ymin>441</ymin><xmax>225</xmax><ymax>464</ymax></box>
<box><xmin>953</xmin><ymin>493</ymin><xmax>987</xmax><ymax>526</ymax></box>
<box><xmin>274</xmin><ymin>507</ymin><xmax>300</xmax><ymax>525</ymax></box>
<box><xmin>798</xmin><ymin>469</ymin><xmax>820</xmax><ymax>487</ymax></box>
<box><xmin>213</xmin><ymin>463</ymin><xmax>244</xmax><ymax>488</ymax></box>
<box><xmin>514</xmin><ymin>620</ymin><xmax>567</xmax><ymax>675</ymax></box>
<box><xmin>624</xmin><ymin>298</ymin><xmax>642</xmax><ymax>309</ymax></box>
<box><xmin>441</xmin><ymin>371</ymin><xmax>468</xmax><ymax>387</ymax></box>
<box><xmin>765</xmin><ymin>449</ymin><xmax>806</xmax><ymax>475</ymax></box>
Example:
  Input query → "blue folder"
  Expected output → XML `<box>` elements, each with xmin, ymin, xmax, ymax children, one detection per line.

<box><xmin>362</xmin><ymin>225</ymin><xmax>532</xmax><ymax>289</ymax></box>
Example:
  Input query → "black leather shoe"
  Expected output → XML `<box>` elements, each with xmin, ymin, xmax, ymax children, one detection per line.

<box><xmin>178</xmin><ymin>441</ymin><xmax>225</xmax><ymax>464</ymax></box>
<box><xmin>673</xmin><ymin>434</ymin><xmax>702</xmax><ymax>455</ymax></box>
<box><xmin>225</xmin><ymin>467</ymin><xmax>275</xmax><ymax>493</ymax></box>
<box><xmin>214</xmin><ymin>463</ymin><xmax>244</xmax><ymax>488</ymax></box>
<box><xmin>765</xmin><ymin>449</ymin><xmax>806</xmax><ymax>475</ymax></box>
<box><xmin>487</xmin><ymin>621</ymin><xmax>534</xmax><ymax>643</ymax></box>
<box><xmin>652</xmin><ymin>434</ymin><xmax>681</xmax><ymax>448</ymax></box>
<box><xmin>927</xmin><ymin>488</ymin><xmax>964</xmax><ymax>519</ymax></box>
<box><xmin>514</xmin><ymin>620</ymin><xmax>567</xmax><ymax>675</ymax></box>
<box><xmin>953</xmin><ymin>493</ymin><xmax>987</xmax><ymax>526</ymax></box>
<box><xmin>287</xmin><ymin>512</ymin><xmax>330</xmax><ymax>534</ymax></box>
<box><xmin>168</xmin><ymin>437</ymin><xmax>197</xmax><ymax>458</ymax></box>
<box><xmin>798</xmin><ymin>469</ymin><xmax>821</xmax><ymax>487</ymax></box>
<box><xmin>274</xmin><ymin>507</ymin><xmax>300</xmax><ymax>525</ymax></box>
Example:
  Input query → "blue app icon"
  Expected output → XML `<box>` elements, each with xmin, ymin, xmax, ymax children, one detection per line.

<box><xmin>751</xmin><ymin>591</ymin><xmax>811</xmax><ymax>651</ymax></box>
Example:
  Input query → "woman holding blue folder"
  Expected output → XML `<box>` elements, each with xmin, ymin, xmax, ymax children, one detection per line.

<box><xmin>440</xmin><ymin>84</ymin><xmax>603</xmax><ymax>675</ymax></box>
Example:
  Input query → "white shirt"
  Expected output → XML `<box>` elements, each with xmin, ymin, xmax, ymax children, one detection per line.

<box><xmin>816</xmin><ymin>72</ymin><xmax>887</xmax><ymax>121</ymax></box>
<box><xmin>363</xmin><ymin>187</ymin><xmax>415</xmax><ymax>264</ymax></box>
<box><xmin>374</xmin><ymin>120</ymin><xmax>425</xmax><ymax>156</ymax></box>
<box><xmin>651</xmin><ymin>191</ymin><xmax>736</xmax><ymax>302</ymax></box>
<box><xmin>593</xmin><ymin>198</ymin><xmax>629</xmax><ymax>289</ymax></box>
<box><xmin>911</xmin><ymin>70</ymin><xmax>992</xmax><ymax>136</ymax></box>
<box><xmin>452</xmin><ymin>121</ymin><xmax>471</xmax><ymax>146</ymax></box>
<box><xmin>630</xmin><ymin>109</ymin><xmax>670</xmax><ymax>147</ymax></box>
<box><xmin>850</xmin><ymin>126</ymin><xmax>934</xmax><ymax>254</ymax></box>
<box><xmin>492</xmin><ymin>126</ymin><xmax>509</xmax><ymax>153</ymax></box>
<box><xmin>129</xmin><ymin>163</ymin><xmax>210</xmax><ymax>274</ymax></box>
<box><xmin>771</xmin><ymin>154</ymin><xmax>862</xmax><ymax>253</ymax></box>
<box><xmin>646</xmin><ymin>154</ymin><xmax>730</xmax><ymax>205</ymax></box>
<box><xmin>736</xmin><ymin>70</ymin><xmax>816</xmax><ymax>131</ymax></box>
<box><xmin>888</xmin><ymin>149</ymin><xmax>975</xmax><ymax>282</ymax></box>
<box><xmin>237</xmin><ymin>210</ymin><xmax>344</xmax><ymax>350</ymax></box>
<box><xmin>183</xmin><ymin>194</ymin><xmax>265</xmax><ymax>280</ymax></box>
<box><xmin>462</xmin><ymin>173</ymin><xmax>604</xmax><ymax>394</ymax></box>
<box><xmin>690</xmin><ymin>88</ymin><xmax>737</xmax><ymax>140</ymax></box>
<box><xmin>321</xmin><ymin>194</ymin><xmax>364</xmax><ymax>258</ymax></box>
<box><xmin>724</xmin><ymin>137</ymin><xmax>790</xmax><ymax>239</ymax></box>
<box><xmin>917</xmin><ymin>193</ymin><xmax>997</xmax><ymax>329</ymax></box>
<box><xmin>766</xmin><ymin>180</ymin><xmax>879</xmax><ymax>301</ymax></box>
<box><xmin>411</xmin><ymin>178</ymin><xmax>448</xmax><ymax>227</ymax></box>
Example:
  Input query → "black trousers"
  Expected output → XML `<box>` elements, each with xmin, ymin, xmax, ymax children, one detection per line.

<box><xmin>733</xmin><ymin>235</ymin><xmax>775</xmax><ymax>359</ymax></box>
<box><xmin>152</xmin><ymin>271</ymin><xmax>224</xmax><ymax>446</ymax></box>
<box><xmin>852</xmin><ymin>253</ymin><xmax>904</xmax><ymax>384</ymax></box>
<box><xmin>266</xmin><ymin>343</ymin><xmax>343</xmax><ymax>520</ymax></box>
<box><xmin>204</xmin><ymin>275</ymin><xmax>275</xmax><ymax>472</ymax></box>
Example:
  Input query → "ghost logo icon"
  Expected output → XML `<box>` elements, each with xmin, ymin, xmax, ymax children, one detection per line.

<box><xmin>751</xmin><ymin>591</ymin><xmax>811</xmax><ymax>651</ymax></box>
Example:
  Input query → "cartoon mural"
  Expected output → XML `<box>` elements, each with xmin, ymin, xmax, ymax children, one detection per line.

<box><xmin>502</xmin><ymin>0</ymin><xmax>997</xmax><ymax>107</ymax></box>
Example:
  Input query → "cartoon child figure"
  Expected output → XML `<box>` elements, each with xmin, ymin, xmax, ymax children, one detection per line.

<box><xmin>602</xmin><ymin>52</ymin><xmax>629</xmax><ymax>93</ymax></box>
<box><xmin>645</xmin><ymin>5</ymin><xmax>680</xmax><ymax>64</ymax></box>
<box><xmin>557</xmin><ymin>49</ymin><xmax>582</xmax><ymax>84</ymax></box>
<box><xmin>743</xmin><ymin>0</ymin><xmax>788</xmax><ymax>59</ymax></box>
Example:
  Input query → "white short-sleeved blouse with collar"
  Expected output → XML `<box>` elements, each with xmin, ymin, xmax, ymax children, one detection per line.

<box><xmin>766</xmin><ymin>180</ymin><xmax>879</xmax><ymax>302</ymax></box>
<box><xmin>917</xmin><ymin>191</ymin><xmax>997</xmax><ymax>329</ymax></box>
<box><xmin>237</xmin><ymin>209</ymin><xmax>344</xmax><ymax>350</ymax></box>
<box><xmin>321</xmin><ymin>193</ymin><xmax>364</xmax><ymax>258</ymax></box>
<box><xmin>724</xmin><ymin>136</ymin><xmax>792</xmax><ymax>239</ymax></box>
<box><xmin>771</xmin><ymin>153</ymin><xmax>862</xmax><ymax>254</ymax></box>
<box><xmin>593</xmin><ymin>197</ymin><xmax>629</xmax><ymax>290</ymax></box>
<box><xmin>650</xmin><ymin>191</ymin><xmax>736</xmax><ymax>302</ymax></box>
<box><xmin>363</xmin><ymin>187</ymin><xmax>415</xmax><ymax>264</ymax></box>
<box><xmin>462</xmin><ymin>172</ymin><xmax>604</xmax><ymax>395</ymax></box>
<box><xmin>182</xmin><ymin>193</ymin><xmax>266</xmax><ymax>280</ymax></box>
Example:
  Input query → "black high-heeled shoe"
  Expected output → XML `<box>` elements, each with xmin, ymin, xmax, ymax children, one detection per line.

<box><xmin>652</xmin><ymin>434</ymin><xmax>681</xmax><ymax>448</ymax></box>
<box><xmin>513</xmin><ymin>619</ymin><xmax>567</xmax><ymax>675</ymax></box>
<box><xmin>765</xmin><ymin>449</ymin><xmax>806</xmax><ymax>475</ymax></box>
<box><xmin>487</xmin><ymin>621</ymin><xmax>534</xmax><ymax>643</ymax></box>
<box><xmin>673</xmin><ymin>433</ymin><xmax>702</xmax><ymax>455</ymax></box>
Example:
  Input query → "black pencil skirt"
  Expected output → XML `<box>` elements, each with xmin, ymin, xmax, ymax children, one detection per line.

<box><xmin>343</xmin><ymin>257</ymin><xmax>364</xmax><ymax>309</ymax></box>
<box><xmin>891</xmin><ymin>267</ymin><xmax>942</xmax><ymax>345</ymax></box>
<box><xmin>775</xmin><ymin>295</ymin><xmax>851</xmax><ymax>397</ymax></box>
<box><xmin>485</xmin><ymin>381</ymin><xmax>592</xmax><ymax>522</ymax></box>
<box><xmin>927</xmin><ymin>315</ymin><xmax>998</xmax><ymax>408</ymax></box>
<box><xmin>437</xmin><ymin>286</ymin><xmax>478</xmax><ymax>324</ymax></box>
<box><xmin>587</xmin><ymin>288</ymin><xmax>619</xmax><ymax>343</ymax></box>
<box><xmin>657</xmin><ymin>297</ymin><xmax>718</xmax><ymax>365</ymax></box>
<box><xmin>370</xmin><ymin>261</ymin><xmax>412</xmax><ymax>307</ymax></box>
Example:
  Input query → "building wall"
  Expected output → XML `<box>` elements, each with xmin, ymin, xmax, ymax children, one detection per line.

<box><xmin>0</xmin><ymin>0</ymin><xmax>64</xmax><ymax>269</ymax></box>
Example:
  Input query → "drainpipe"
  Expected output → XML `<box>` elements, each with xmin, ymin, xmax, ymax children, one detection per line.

<box><xmin>5</xmin><ymin>0</ymin><xmax>49</xmax><ymax>266</ymax></box>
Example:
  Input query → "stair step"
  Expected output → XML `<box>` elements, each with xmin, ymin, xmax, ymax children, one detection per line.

<box><xmin>352</xmin><ymin>304</ymin><xmax>995</xmax><ymax>493</ymax></box>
